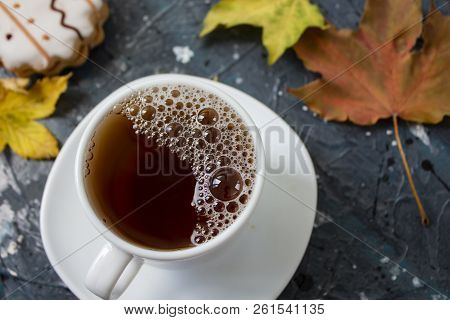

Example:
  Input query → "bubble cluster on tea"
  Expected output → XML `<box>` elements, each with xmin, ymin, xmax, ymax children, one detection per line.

<box><xmin>83</xmin><ymin>84</ymin><xmax>257</xmax><ymax>250</ymax></box>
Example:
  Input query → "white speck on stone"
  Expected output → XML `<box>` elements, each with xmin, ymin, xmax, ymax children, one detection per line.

<box><xmin>359</xmin><ymin>292</ymin><xmax>368</xmax><ymax>300</ymax></box>
<box><xmin>314</xmin><ymin>213</ymin><xmax>333</xmax><ymax>228</ymax></box>
<box><xmin>302</xmin><ymin>105</ymin><xmax>308</xmax><ymax>111</ymax></box>
<box><xmin>409</xmin><ymin>124</ymin><xmax>431</xmax><ymax>148</ymax></box>
<box><xmin>335</xmin><ymin>3</ymin><xmax>340</xmax><ymax>9</ymax></box>
<box><xmin>277</xmin><ymin>90</ymin><xmax>283</xmax><ymax>96</ymax></box>
<box><xmin>360</xmin><ymin>182</ymin><xmax>366</xmax><ymax>188</ymax></box>
<box><xmin>142</xmin><ymin>15</ymin><xmax>149</xmax><ymax>22</ymax></box>
<box><xmin>76</xmin><ymin>115</ymin><xmax>83</xmax><ymax>122</ymax></box>
<box><xmin>402</xmin><ymin>268</ymin><xmax>407</xmax><ymax>272</ymax></box>
<box><xmin>390</xmin><ymin>265</ymin><xmax>401</xmax><ymax>281</ymax></box>
<box><xmin>15</xmin><ymin>206</ymin><xmax>32</xmax><ymax>233</ymax></box>
<box><xmin>95</xmin><ymin>82</ymin><xmax>101</xmax><ymax>88</ymax></box>
<box><xmin>7</xmin><ymin>268</ymin><xmax>17</xmax><ymax>277</ymax></box>
<box><xmin>119</xmin><ymin>62</ymin><xmax>128</xmax><ymax>72</ymax></box>
<box><xmin>17</xmin><ymin>234</ymin><xmax>24</xmax><ymax>243</ymax></box>
<box><xmin>6</xmin><ymin>240</ymin><xmax>18</xmax><ymax>255</ymax></box>
<box><xmin>232</xmin><ymin>52</ymin><xmax>240</xmax><ymax>60</ymax></box>
<box><xmin>352</xmin><ymin>264</ymin><xmax>357</xmax><ymax>269</ymax></box>
<box><xmin>235</xmin><ymin>77</ymin><xmax>243</xmax><ymax>85</ymax></box>
<box><xmin>173</xmin><ymin>46</ymin><xmax>194</xmax><ymax>64</ymax></box>
<box><xmin>412</xmin><ymin>276</ymin><xmax>423</xmax><ymax>288</ymax></box>
<box><xmin>312</xmin><ymin>112</ymin><xmax>318</xmax><ymax>117</ymax></box>
<box><xmin>386</xmin><ymin>129</ymin><xmax>393</xmax><ymax>135</ymax></box>
<box><xmin>365</xmin><ymin>131</ymin><xmax>372</xmax><ymax>136</ymax></box>
<box><xmin>431</xmin><ymin>294</ymin><xmax>443</xmax><ymax>300</ymax></box>
<box><xmin>0</xmin><ymin>247</ymin><xmax>6</xmax><ymax>258</ymax></box>
<box><xmin>0</xmin><ymin>200</ymin><xmax>14</xmax><ymax>242</ymax></box>
<box><xmin>380</xmin><ymin>256</ymin><xmax>390</xmax><ymax>264</ymax></box>
<box><xmin>0</xmin><ymin>162</ymin><xmax>21</xmax><ymax>196</ymax></box>
<box><xmin>391</xmin><ymin>140</ymin><xmax>397</xmax><ymax>146</ymax></box>
<box><xmin>10</xmin><ymin>158</ymin><xmax>50</xmax><ymax>186</ymax></box>
<box><xmin>16</xmin><ymin>206</ymin><xmax>27</xmax><ymax>223</ymax></box>
<box><xmin>205</xmin><ymin>0</ymin><xmax>211</xmax><ymax>4</ymax></box>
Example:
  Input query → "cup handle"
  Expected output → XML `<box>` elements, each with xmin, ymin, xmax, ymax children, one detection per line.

<box><xmin>85</xmin><ymin>243</ymin><xmax>139</xmax><ymax>299</ymax></box>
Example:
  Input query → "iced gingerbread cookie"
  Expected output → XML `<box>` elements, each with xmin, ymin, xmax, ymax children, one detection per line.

<box><xmin>0</xmin><ymin>0</ymin><xmax>108</xmax><ymax>76</ymax></box>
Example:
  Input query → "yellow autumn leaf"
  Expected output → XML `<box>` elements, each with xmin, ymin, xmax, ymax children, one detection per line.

<box><xmin>200</xmin><ymin>0</ymin><xmax>326</xmax><ymax>64</ymax></box>
<box><xmin>0</xmin><ymin>73</ymin><xmax>71</xmax><ymax>159</ymax></box>
<box><xmin>0</xmin><ymin>133</ymin><xmax>5</xmax><ymax>151</ymax></box>
<box><xmin>0</xmin><ymin>77</ymin><xmax>29</xmax><ymax>100</ymax></box>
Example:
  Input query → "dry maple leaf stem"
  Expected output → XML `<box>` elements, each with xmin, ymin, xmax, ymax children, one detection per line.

<box><xmin>393</xmin><ymin>114</ymin><xmax>429</xmax><ymax>225</ymax></box>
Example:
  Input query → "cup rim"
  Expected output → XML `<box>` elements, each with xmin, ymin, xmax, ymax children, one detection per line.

<box><xmin>75</xmin><ymin>74</ymin><xmax>266</xmax><ymax>261</ymax></box>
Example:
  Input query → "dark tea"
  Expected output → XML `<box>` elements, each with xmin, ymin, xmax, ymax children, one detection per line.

<box><xmin>83</xmin><ymin>84</ymin><xmax>256</xmax><ymax>250</ymax></box>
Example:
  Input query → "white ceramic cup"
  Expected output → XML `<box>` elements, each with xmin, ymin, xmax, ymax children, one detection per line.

<box><xmin>74</xmin><ymin>74</ymin><xmax>265</xmax><ymax>299</ymax></box>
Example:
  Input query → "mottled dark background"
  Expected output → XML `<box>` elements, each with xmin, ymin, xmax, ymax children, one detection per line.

<box><xmin>0</xmin><ymin>0</ymin><xmax>449</xmax><ymax>299</ymax></box>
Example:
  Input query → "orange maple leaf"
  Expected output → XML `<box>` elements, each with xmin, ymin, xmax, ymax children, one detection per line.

<box><xmin>290</xmin><ymin>0</ymin><xmax>450</xmax><ymax>225</ymax></box>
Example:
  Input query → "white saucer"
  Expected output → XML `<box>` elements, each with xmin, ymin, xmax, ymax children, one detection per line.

<box><xmin>40</xmin><ymin>75</ymin><xmax>317</xmax><ymax>299</ymax></box>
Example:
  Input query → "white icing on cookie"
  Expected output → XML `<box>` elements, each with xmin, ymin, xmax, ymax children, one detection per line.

<box><xmin>0</xmin><ymin>0</ymin><xmax>108</xmax><ymax>74</ymax></box>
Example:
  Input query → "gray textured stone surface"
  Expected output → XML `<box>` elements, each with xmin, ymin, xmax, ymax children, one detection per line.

<box><xmin>0</xmin><ymin>0</ymin><xmax>449</xmax><ymax>299</ymax></box>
